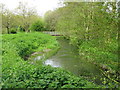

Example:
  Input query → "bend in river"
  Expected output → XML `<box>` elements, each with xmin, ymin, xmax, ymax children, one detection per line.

<box><xmin>35</xmin><ymin>37</ymin><xmax>104</xmax><ymax>84</ymax></box>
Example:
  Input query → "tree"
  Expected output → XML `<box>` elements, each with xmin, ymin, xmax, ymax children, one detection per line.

<box><xmin>1</xmin><ymin>2</ymin><xmax>42</xmax><ymax>34</ymax></box>
<box><xmin>44</xmin><ymin>9</ymin><xmax>62</xmax><ymax>31</ymax></box>
<box><xmin>15</xmin><ymin>2</ymin><xmax>39</xmax><ymax>32</ymax></box>
<box><xmin>1</xmin><ymin>4</ymin><xmax>15</xmax><ymax>34</ymax></box>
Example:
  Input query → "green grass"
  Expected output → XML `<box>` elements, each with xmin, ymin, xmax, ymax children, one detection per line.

<box><xmin>78</xmin><ymin>38</ymin><xmax>119</xmax><ymax>87</ymax></box>
<box><xmin>79</xmin><ymin>39</ymin><xmax>118</xmax><ymax>71</ymax></box>
<box><xmin>2</xmin><ymin>32</ymin><xmax>99</xmax><ymax>88</ymax></box>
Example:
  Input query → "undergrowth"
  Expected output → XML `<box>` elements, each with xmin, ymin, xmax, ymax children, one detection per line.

<box><xmin>2</xmin><ymin>33</ymin><xmax>99</xmax><ymax>88</ymax></box>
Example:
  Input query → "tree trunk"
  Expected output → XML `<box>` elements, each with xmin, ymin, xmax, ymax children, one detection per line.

<box><xmin>6</xmin><ymin>26</ymin><xmax>10</xmax><ymax>34</ymax></box>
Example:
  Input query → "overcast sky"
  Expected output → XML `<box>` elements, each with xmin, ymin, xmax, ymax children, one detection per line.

<box><xmin>0</xmin><ymin>0</ymin><xmax>61</xmax><ymax>16</ymax></box>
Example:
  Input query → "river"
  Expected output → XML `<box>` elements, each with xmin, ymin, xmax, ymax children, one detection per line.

<box><xmin>43</xmin><ymin>37</ymin><xmax>104</xmax><ymax>84</ymax></box>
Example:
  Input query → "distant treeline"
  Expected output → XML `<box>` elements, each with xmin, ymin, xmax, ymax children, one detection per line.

<box><xmin>1</xmin><ymin>2</ymin><xmax>46</xmax><ymax>34</ymax></box>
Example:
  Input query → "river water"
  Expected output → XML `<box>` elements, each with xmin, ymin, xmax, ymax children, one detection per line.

<box><xmin>43</xmin><ymin>37</ymin><xmax>104</xmax><ymax>84</ymax></box>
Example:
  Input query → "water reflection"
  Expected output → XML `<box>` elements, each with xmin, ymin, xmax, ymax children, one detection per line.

<box><xmin>34</xmin><ymin>56</ymin><xmax>43</xmax><ymax>61</ymax></box>
<box><xmin>44</xmin><ymin>37</ymin><xmax>103</xmax><ymax>84</ymax></box>
<box><xmin>45</xmin><ymin>59</ymin><xmax>61</xmax><ymax>67</ymax></box>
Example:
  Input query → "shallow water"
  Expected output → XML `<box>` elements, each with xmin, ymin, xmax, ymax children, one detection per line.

<box><xmin>43</xmin><ymin>37</ymin><xmax>104</xmax><ymax>84</ymax></box>
<box><xmin>33</xmin><ymin>37</ymin><xmax>104</xmax><ymax>84</ymax></box>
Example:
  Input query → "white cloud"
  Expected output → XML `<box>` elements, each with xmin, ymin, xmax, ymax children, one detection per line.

<box><xmin>0</xmin><ymin>0</ymin><xmax>60</xmax><ymax>16</ymax></box>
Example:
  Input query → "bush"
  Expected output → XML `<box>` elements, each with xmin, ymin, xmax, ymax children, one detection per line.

<box><xmin>10</xmin><ymin>28</ymin><xmax>17</xmax><ymax>34</ymax></box>
<box><xmin>29</xmin><ymin>20</ymin><xmax>45</xmax><ymax>31</ymax></box>
<box><xmin>17</xmin><ymin>26</ymin><xmax>25</xmax><ymax>32</ymax></box>
<box><xmin>79</xmin><ymin>39</ymin><xmax>118</xmax><ymax>71</ymax></box>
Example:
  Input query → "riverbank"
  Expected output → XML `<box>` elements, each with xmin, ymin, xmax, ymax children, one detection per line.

<box><xmin>78</xmin><ymin>38</ymin><xmax>119</xmax><ymax>87</ymax></box>
<box><xmin>44</xmin><ymin>37</ymin><xmax>104</xmax><ymax>83</ymax></box>
<box><xmin>55</xmin><ymin>36</ymin><xmax>119</xmax><ymax>88</ymax></box>
<box><xmin>28</xmin><ymin>45</ymin><xmax>60</xmax><ymax>65</ymax></box>
<box><xmin>2</xmin><ymin>33</ymin><xmax>99</xmax><ymax>88</ymax></box>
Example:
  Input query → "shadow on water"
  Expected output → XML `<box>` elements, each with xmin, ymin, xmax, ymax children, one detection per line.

<box><xmin>43</xmin><ymin>37</ymin><xmax>104</xmax><ymax>84</ymax></box>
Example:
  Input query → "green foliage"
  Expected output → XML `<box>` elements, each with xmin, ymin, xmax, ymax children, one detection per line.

<box><xmin>45</xmin><ymin>2</ymin><xmax>118</xmax><ymax>71</ymax></box>
<box><xmin>44</xmin><ymin>10</ymin><xmax>61</xmax><ymax>31</ymax></box>
<box><xmin>10</xmin><ymin>28</ymin><xmax>17</xmax><ymax>34</ymax></box>
<box><xmin>29</xmin><ymin>20</ymin><xmax>45</xmax><ymax>31</ymax></box>
<box><xmin>17</xmin><ymin>26</ymin><xmax>25</xmax><ymax>32</ymax></box>
<box><xmin>2</xmin><ymin>28</ymin><xmax>7</xmax><ymax>34</ymax></box>
<box><xmin>44</xmin><ymin>2</ymin><xmax>119</xmax><ymax>87</ymax></box>
<box><xmin>1</xmin><ymin>3</ymin><xmax>42</xmax><ymax>33</ymax></box>
<box><xmin>2</xmin><ymin>33</ymin><xmax>98</xmax><ymax>88</ymax></box>
<box><xmin>2</xmin><ymin>33</ymin><xmax>58</xmax><ymax>58</ymax></box>
<box><xmin>79</xmin><ymin>39</ymin><xmax>118</xmax><ymax>71</ymax></box>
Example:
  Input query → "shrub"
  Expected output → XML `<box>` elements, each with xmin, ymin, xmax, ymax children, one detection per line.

<box><xmin>17</xmin><ymin>26</ymin><xmax>25</xmax><ymax>32</ymax></box>
<box><xmin>79</xmin><ymin>39</ymin><xmax>118</xmax><ymax>71</ymax></box>
<box><xmin>10</xmin><ymin>28</ymin><xmax>17</xmax><ymax>34</ymax></box>
<box><xmin>29</xmin><ymin>20</ymin><xmax>45</xmax><ymax>31</ymax></box>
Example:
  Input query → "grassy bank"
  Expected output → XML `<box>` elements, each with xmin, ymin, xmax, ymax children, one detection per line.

<box><xmin>2</xmin><ymin>33</ymin><xmax>99</xmax><ymax>88</ymax></box>
<box><xmin>78</xmin><ymin>38</ymin><xmax>119</xmax><ymax>86</ymax></box>
<box><xmin>79</xmin><ymin>39</ymin><xmax>118</xmax><ymax>71</ymax></box>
